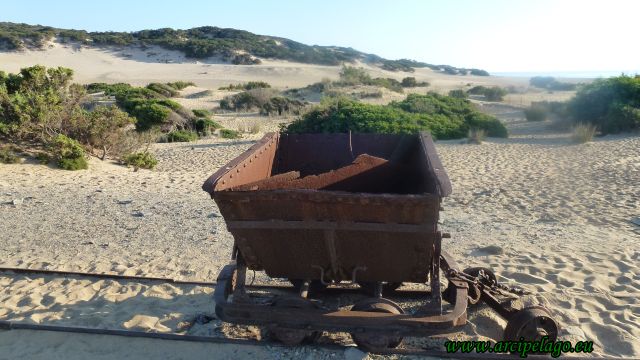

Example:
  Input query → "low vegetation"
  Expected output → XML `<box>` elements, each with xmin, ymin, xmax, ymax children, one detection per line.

<box><xmin>283</xmin><ymin>93</ymin><xmax>507</xmax><ymax>139</ymax></box>
<box><xmin>401</xmin><ymin>77</ymin><xmax>429</xmax><ymax>88</ymax></box>
<box><xmin>49</xmin><ymin>134</ymin><xmax>88</xmax><ymax>170</ymax></box>
<box><xmin>0</xmin><ymin>146</ymin><xmax>20</xmax><ymax>164</ymax></box>
<box><xmin>220</xmin><ymin>129</ymin><xmax>241</xmax><ymax>139</ymax></box>
<box><xmin>166</xmin><ymin>130</ymin><xmax>198</xmax><ymax>142</ymax></box>
<box><xmin>524</xmin><ymin>105</ymin><xmax>548</xmax><ymax>122</ymax></box>
<box><xmin>0</xmin><ymin>65</ymin><xmax>199</xmax><ymax>170</ymax></box>
<box><xmin>123</xmin><ymin>152</ymin><xmax>158</xmax><ymax>170</ymax></box>
<box><xmin>336</xmin><ymin>66</ymin><xmax>404</xmax><ymax>93</ymax></box>
<box><xmin>567</xmin><ymin>75</ymin><xmax>640</xmax><ymax>134</ymax></box>
<box><xmin>218</xmin><ymin>81</ymin><xmax>271</xmax><ymax>91</ymax></box>
<box><xmin>448</xmin><ymin>89</ymin><xmax>468</xmax><ymax>99</ymax></box>
<box><xmin>466</xmin><ymin>85</ymin><xmax>507</xmax><ymax>101</ymax></box>
<box><xmin>86</xmin><ymin>82</ymin><xmax>194</xmax><ymax>131</ymax></box>
<box><xmin>467</xmin><ymin>128</ymin><xmax>487</xmax><ymax>144</ymax></box>
<box><xmin>530</xmin><ymin>76</ymin><xmax>577</xmax><ymax>91</ymax></box>
<box><xmin>219</xmin><ymin>88</ymin><xmax>307</xmax><ymax>115</ymax></box>
<box><xmin>571</xmin><ymin>123</ymin><xmax>597</xmax><ymax>143</ymax></box>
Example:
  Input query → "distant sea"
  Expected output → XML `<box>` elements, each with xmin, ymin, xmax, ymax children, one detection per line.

<box><xmin>493</xmin><ymin>70</ymin><xmax>640</xmax><ymax>79</ymax></box>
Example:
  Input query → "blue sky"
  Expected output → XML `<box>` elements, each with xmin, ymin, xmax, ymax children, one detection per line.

<box><xmin>2</xmin><ymin>0</ymin><xmax>639</xmax><ymax>73</ymax></box>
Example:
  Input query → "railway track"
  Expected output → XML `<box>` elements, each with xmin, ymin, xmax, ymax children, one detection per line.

<box><xmin>0</xmin><ymin>267</ymin><xmax>621</xmax><ymax>359</ymax></box>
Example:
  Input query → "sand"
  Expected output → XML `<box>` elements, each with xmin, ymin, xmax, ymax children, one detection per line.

<box><xmin>0</xmin><ymin>44</ymin><xmax>639</xmax><ymax>359</ymax></box>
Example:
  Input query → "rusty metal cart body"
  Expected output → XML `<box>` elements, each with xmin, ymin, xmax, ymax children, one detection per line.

<box><xmin>203</xmin><ymin>132</ymin><xmax>558</xmax><ymax>350</ymax></box>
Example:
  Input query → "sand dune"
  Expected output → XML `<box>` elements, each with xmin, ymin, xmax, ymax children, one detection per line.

<box><xmin>0</xmin><ymin>45</ymin><xmax>638</xmax><ymax>358</ymax></box>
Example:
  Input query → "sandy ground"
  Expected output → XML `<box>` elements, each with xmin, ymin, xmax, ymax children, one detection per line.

<box><xmin>0</xmin><ymin>44</ymin><xmax>638</xmax><ymax>359</ymax></box>
<box><xmin>1</xmin><ymin>108</ymin><xmax>638</xmax><ymax>358</ymax></box>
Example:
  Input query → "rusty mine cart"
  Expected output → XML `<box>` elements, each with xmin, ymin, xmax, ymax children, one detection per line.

<box><xmin>202</xmin><ymin>132</ymin><xmax>559</xmax><ymax>351</ymax></box>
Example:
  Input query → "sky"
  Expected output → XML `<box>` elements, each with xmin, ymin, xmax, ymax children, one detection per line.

<box><xmin>2</xmin><ymin>0</ymin><xmax>639</xmax><ymax>73</ymax></box>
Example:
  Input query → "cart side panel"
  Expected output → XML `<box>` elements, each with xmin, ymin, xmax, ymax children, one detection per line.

<box><xmin>213</xmin><ymin>190</ymin><xmax>440</xmax><ymax>224</ymax></box>
<box><xmin>230</xmin><ymin>228</ymin><xmax>435</xmax><ymax>283</ymax></box>
<box><xmin>215</xmin><ymin>190</ymin><xmax>440</xmax><ymax>283</ymax></box>
<box><xmin>202</xmin><ymin>132</ymin><xmax>279</xmax><ymax>195</ymax></box>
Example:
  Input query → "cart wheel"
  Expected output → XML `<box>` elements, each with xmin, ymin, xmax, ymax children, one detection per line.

<box><xmin>357</xmin><ymin>282</ymin><xmax>402</xmax><ymax>295</ymax></box>
<box><xmin>269</xmin><ymin>297</ymin><xmax>321</xmax><ymax>345</ymax></box>
<box><xmin>350</xmin><ymin>298</ymin><xmax>404</xmax><ymax>351</ymax></box>
<box><xmin>289</xmin><ymin>279</ymin><xmax>328</xmax><ymax>295</ymax></box>
<box><xmin>504</xmin><ymin>306</ymin><xmax>559</xmax><ymax>342</ymax></box>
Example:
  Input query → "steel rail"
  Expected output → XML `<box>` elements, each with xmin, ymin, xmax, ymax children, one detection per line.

<box><xmin>0</xmin><ymin>320</ymin><xmax>620</xmax><ymax>360</ymax></box>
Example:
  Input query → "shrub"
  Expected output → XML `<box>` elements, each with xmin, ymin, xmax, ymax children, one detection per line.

<box><xmin>0</xmin><ymin>147</ymin><xmax>20</xmax><ymax>164</ymax></box>
<box><xmin>192</xmin><ymin>109</ymin><xmax>212</xmax><ymax>118</ymax></box>
<box><xmin>401</xmin><ymin>77</ymin><xmax>417</xmax><ymax>87</ymax></box>
<box><xmin>146</xmin><ymin>83</ymin><xmax>179</xmax><ymax>97</ymax></box>
<box><xmin>166</xmin><ymin>130</ymin><xmax>198</xmax><ymax>142</ymax></box>
<box><xmin>524</xmin><ymin>105</ymin><xmax>548</xmax><ymax>122</ymax></box>
<box><xmin>165</xmin><ymin>81</ymin><xmax>195</xmax><ymax>90</ymax></box>
<box><xmin>73</xmin><ymin>105</ymin><xmax>136</xmax><ymax>160</ymax></box>
<box><xmin>238</xmin><ymin>120</ymin><xmax>261</xmax><ymax>134</ymax></box>
<box><xmin>35</xmin><ymin>152</ymin><xmax>50</xmax><ymax>164</ymax></box>
<box><xmin>220</xmin><ymin>88</ymin><xmax>277</xmax><ymax>111</ymax></box>
<box><xmin>530</xmin><ymin>76</ymin><xmax>576</xmax><ymax>91</ymax></box>
<box><xmin>49</xmin><ymin>134</ymin><xmax>88</xmax><ymax>170</ymax></box>
<box><xmin>260</xmin><ymin>96</ymin><xmax>307</xmax><ymax>116</ymax></box>
<box><xmin>448</xmin><ymin>89</ymin><xmax>468</xmax><ymax>99</ymax></box>
<box><xmin>194</xmin><ymin>118</ymin><xmax>222</xmax><ymax>135</ymax></box>
<box><xmin>467</xmin><ymin>85</ymin><xmax>487</xmax><ymax>95</ymax></box>
<box><xmin>58</xmin><ymin>157</ymin><xmax>88</xmax><ymax>170</ymax></box>
<box><xmin>284</xmin><ymin>95</ymin><xmax>507</xmax><ymax>140</ymax></box>
<box><xmin>482</xmin><ymin>87</ymin><xmax>507</xmax><ymax>101</ymax></box>
<box><xmin>571</xmin><ymin>123</ymin><xmax>597</xmax><ymax>143</ymax></box>
<box><xmin>336</xmin><ymin>66</ymin><xmax>403</xmax><ymax>93</ymax></box>
<box><xmin>219</xmin><ymin>81</ymin><xmax>271</xmax><ymax>91</ymax></box>
<box><xmin>123</xmin><ymin>152</ymin><xmax>158</xmax><ymax>170</ymax></box>
<box><xmin>568</xmin><ymin>75</ymin><xmax>640</xmax><ymax>134</ymax></box>
<box><xmin>131</xmin><ymin>103</ymin><xmax>171</xmax><ymax>130</ymax></box>
<box><xmin>467</xmin><ymin>128</ymin><xmax>487</xmax><ymax>144</ymax></box>
<box><xmin>220</xmin><ymin>129</ymin><xmax>241</xmax><ymax>139</ymax></box>
<box><xmin>470</xmin><ymin>69</ymin><xmax>490</xmax><ymax>76</ymax></box>
<box><xmin>355</xmin><ymin>90</ymin><xmax>383</xmax><ymax>98</ymax></box>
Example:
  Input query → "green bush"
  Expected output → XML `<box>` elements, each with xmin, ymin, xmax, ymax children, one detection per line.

<box><xmin>166</xmin><ymin>130</ymin><xmax>198</xmax><ymax>142</ymax></box>
<box><xmin>524</xmin><ymin>105</ymin><xmax>548</xmax><ymax>122</ymax></box>
<box><xmin>336</xmin><ymin>66</ymin><xmax>403</xmax><ymax>92</ymax></box>
<box><xmin>467</xmin><ymin>85</ymin><xmax>487</xmax><ymax>95</ymax></box>
<box><xmin>568</xmin><ymin>75</ymin><xmax>640</xmax><ymax>134</ymax></box>
<box><xmin>146</xmin><ymin>83</ymin><xmax>179</xmax><ymax>97</ymax></box>
<box><xmin>58</xmin><ymin>157</ymin><xmax>88</xmax><ymax>170</ymax></box>
<box><xmin>165</xmin><ymin>81</ymin><xmax>195</xmax><ymax>90</ymax></box>
<box><xmin>470</xmin><ymin>69</ymin><xmax>490</xmax><ymax>76</ymax></box>
<box><xmin>530</xmin><ymin>76</ymin><xmax>576</xmax><ymax>91</ymax></box>
<box><xmin>400</xmin><ymin>77</ymin><xmax>429</xmax><ymax>87</ymax></box>
<box><xmin>0</xmin><ymin>147</ymin><xmax>20</xmax><ymax>164</ymax></box>
<box><xmin>192</xmin><ymin>109</ymin><xmax>212</xmax><ymax>118</ymax></box>
<box><xmin>220</xmin><ymin>129</ymin><xmax>241</xmax><ymax>139</ymax></box>
<box><xmin>194</xmin><ymin>118</ymin><xmax>222</xmax><ymax>135</ymax></box>
<box><xmin>219</xmin><ymin>81</ymin><xmax>271</xmax><ymax>91</ymax></box>
<box><xmin>448</xmin><ymin>89</ymin><xmax>468</xmax><ymax>99</ymax></box>
<box><xmin>86</xmin><ymin>82</ymin><xmax>194</xmax><ymax>131</ymax></box>
<box><xmin>482</xmin><ymin>87</ymin><xmax>507</xmax><ymax>101</ymax></box>
<box><xmin>49</xmin><ymin>134</ymin><xmax>88</xmax><ymax>170</ymax></box>
<box><xmin>123</xmin><ymin>152</ymin><xmax>158</xmax><ymax>170</ymax></box>
<box><xmin>401</xmin><ymin>77</ymin><xmax>418</xmax><ymax>87</ymax></box>
<box><xmin>283</xmin><ymin>95</ymin><xmax>507</xmax><ymax>139</ymax></box>
<box><xmin>130</xmin><ymin>103</ymin><xmax>171</xmax><ymax>130</ymax></box>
